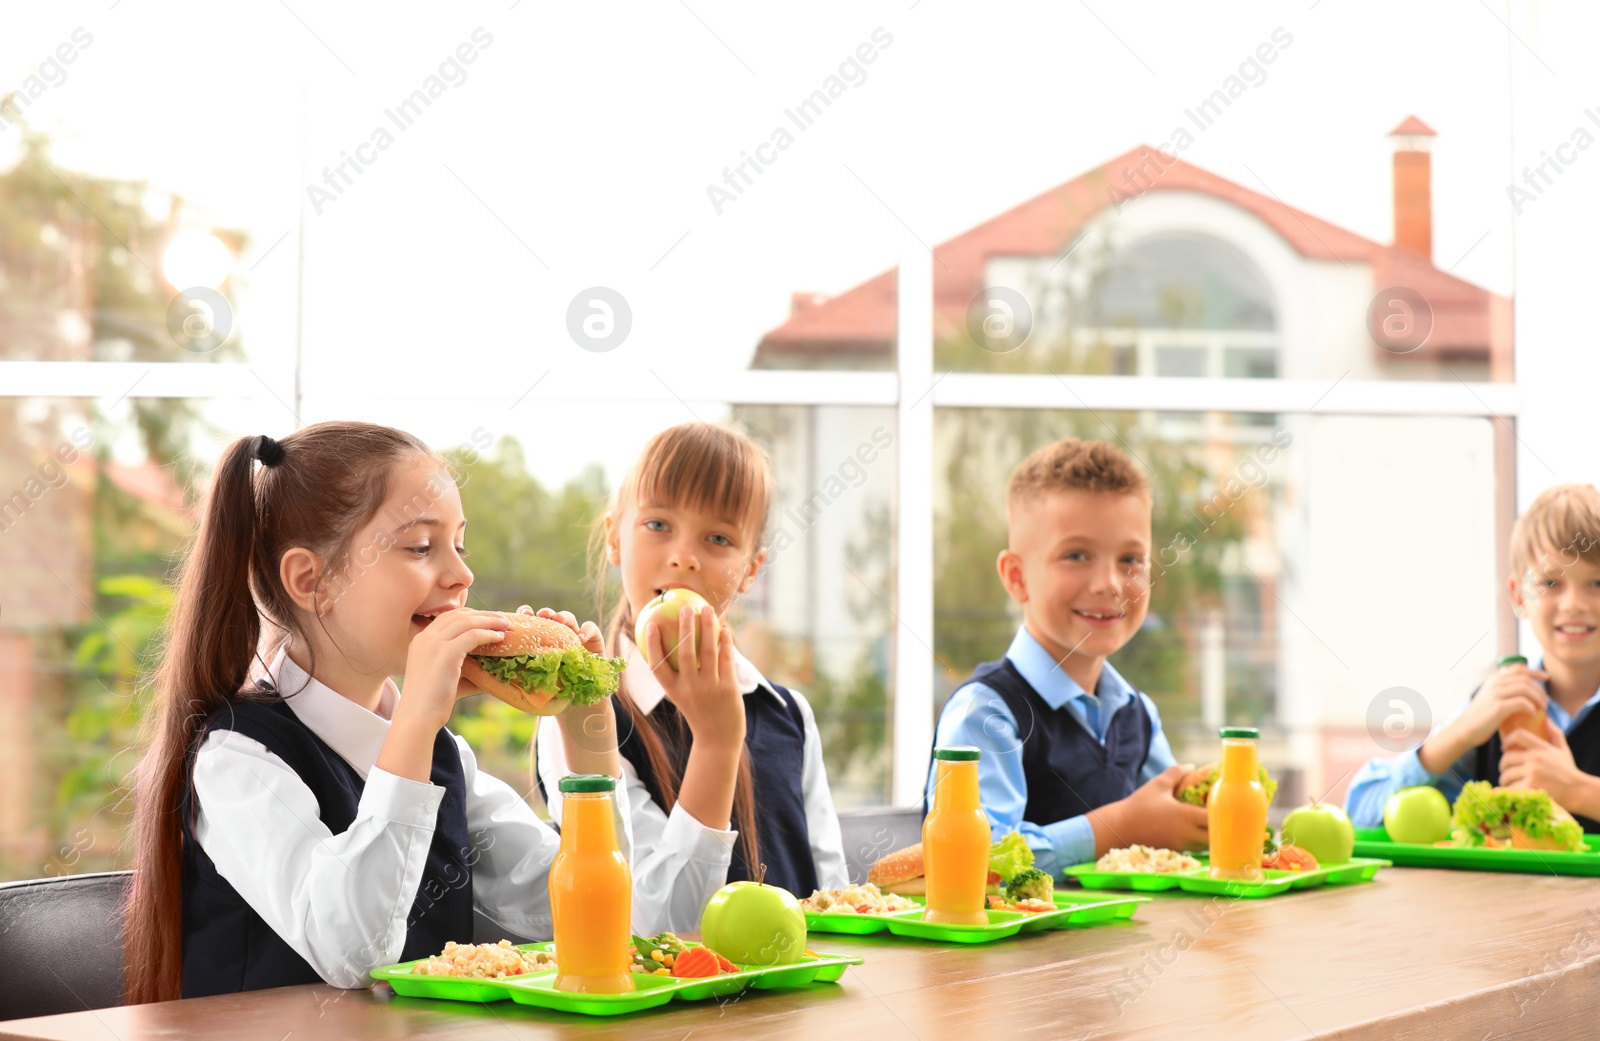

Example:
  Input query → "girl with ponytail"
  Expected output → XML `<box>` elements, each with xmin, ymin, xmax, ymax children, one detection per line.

<box><xmin>123</xmin><ymin>422</ymin><xmax>627</xmax><ymax>1004</ymax></box>
<box><xmin>535</xmin><ymin>422</ymin><xmax>846</xmax><ymax>935</ymax></box>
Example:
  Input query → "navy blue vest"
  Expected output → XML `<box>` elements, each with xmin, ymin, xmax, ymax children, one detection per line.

<box><xmin>180</xmin><ymin>694</ymin><xmax>475</xmax><ymax>997</ymax></box>
<box><xmin>614</xmin><ymin>685</ymin><xmax>818</xmax><ymax>897</ymax></box>
<box><xmin>935</xmin><ymin>658</ymin><xmax>1153</xmax><ymax>826</ymax></box>
<box><xmin>1455</xmin><ymin>683</ymin><xmax>1600</xmax><ymax>834</ymax></box>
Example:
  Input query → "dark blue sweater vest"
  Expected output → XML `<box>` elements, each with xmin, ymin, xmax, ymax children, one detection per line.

<box><xmin>615</xmin><ymin>685</ymin><xmax>818</xmax><ymax>897</ymax></box>
<box><xmin>180</xmin><ymin>694</ymin><xmax>474</xmax><ymax>997</ymax></box>
<box><xmin>935</xmin><ymin>658</ymin><xmax>1153</xmax><ymax>826</ymax></box>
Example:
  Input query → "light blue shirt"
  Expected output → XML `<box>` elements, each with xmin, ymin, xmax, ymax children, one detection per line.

<box><xmin>924</xmin><ymin>626</ymin><xmax>1176</xmax><ymax>878</ymax></box>
<box><xmin>1344</xmin><ymin>657</ymin><xmax>1600</xmax><ymax>826</ymax></box>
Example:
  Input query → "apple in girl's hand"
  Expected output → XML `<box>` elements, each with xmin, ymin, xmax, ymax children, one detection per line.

<box><xmin>635</xmin><ymin>587</ymin><xmax>714</xmax><ymax>671</ymax></box>
<box><xmin>1280</xmin><ymin>803</ymin><xmax>1355</xmax><ymax>866</ymax></box>
<box><xmin>1383</xmin><ymin>785</ymin><xmax>1452</xmax><ymax>845</ymax></box>
<box><xmin>699</xmin><ymin>880</ymin><xmax>807</xmax><ymax>966</ymax></box>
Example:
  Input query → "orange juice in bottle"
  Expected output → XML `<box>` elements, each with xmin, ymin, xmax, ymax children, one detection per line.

<box><xmin>923</xmin><ymin>746</ymin><xmax>991</xmax><ymax>925</ymax></box>
<box><xmin>550</xmin><ymin>774</ymin><xmax>633</xmax><ymax>993</ymax></box>
<box><xmin>1494</xmin><ymin>655</ymin><xmax>1548</xmax><ymax>741</ymax></box>
<box><xmin>1208</xmin><ymin>727</ymin><xmax>1269</xmax><ymax>881</ymax></box>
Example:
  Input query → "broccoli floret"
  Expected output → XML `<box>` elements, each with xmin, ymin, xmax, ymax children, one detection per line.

<box><xmin>1003</xmin><ymin>867</ymin><xmax>1054</xmax><ymax>903</ymax></box>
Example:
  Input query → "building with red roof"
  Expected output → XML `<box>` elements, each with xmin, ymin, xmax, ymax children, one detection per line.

<box><xmin>742</xmin><ymin>120</ymin><xmax>1511</xmax><ymax>805</ymax></box>
<box><xmin>754</xmin><ymin>126</ymin><xmax>1510</xmax><ymax>377</ymax></box>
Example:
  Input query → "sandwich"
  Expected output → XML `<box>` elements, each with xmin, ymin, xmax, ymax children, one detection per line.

<box><xmin>460</xmin><ymin>612</ymin><xmax>627</xmax><ymax>716</ymax></box>
<box><xmin>1175</xmin><ymin>763</ymin><xmax>1278</xmax><ymax>806</ymax></box>
<box><xmin>1448</xmin><ymin>781</ymin><xmax>1586</xmax><ymax>852</ymax></box>
<box><xmin>867</xmin><ymin>831</ymin><xmax>1035</xmax><ymax>896</ymax></box>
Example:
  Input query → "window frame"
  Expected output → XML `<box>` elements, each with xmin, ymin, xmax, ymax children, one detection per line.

<box><xmin>0</xmin><ymin>249</ymin><xmax>1520</xmax><ymax>806</ymax></box>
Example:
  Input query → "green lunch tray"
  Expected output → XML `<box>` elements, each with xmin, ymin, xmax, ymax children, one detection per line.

<box><xmin>370</xmin><ymin>942</ymin><xmax>862</xmax><ymax>1016</ymax></box>
<box><xmin>1063</xmin><ymin>856</ymin><xmax>1390</xmax><ymax>899</ymax></box>
<box><xmin>1352</xmin><ymin>827</ymin><xmax>1600</xmax><ymax>876</ymax></box>
<box><xmin>1064</xmin><ymin>855</ymin><xmax>1210</xmax><ymax>892</ymax></box>
<box><xmin>804</xmin><ymin>891</ymin><xmax>1146</xmax><ymax>943</ymax></box>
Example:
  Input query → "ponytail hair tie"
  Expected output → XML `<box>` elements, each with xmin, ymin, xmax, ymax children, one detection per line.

<box><xmin>254</xmin><ymin>435</ymin><xmax>286</xmax><ymax>467</ymax></box>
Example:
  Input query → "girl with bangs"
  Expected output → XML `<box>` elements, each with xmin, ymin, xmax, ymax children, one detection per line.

<box><xmin>536</xmin><ymin>422</ymin><xmax>847</xmax><ymax>935</ymax></box>
<box><xmin>122</xmin><ymin>422</ymin><xmax>627</xmax><ymax>1004</ymax></box>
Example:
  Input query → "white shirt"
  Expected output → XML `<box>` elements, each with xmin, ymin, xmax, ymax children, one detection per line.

<box><xmin>536</xmin><ymin>634</ymin><xmax>847</xmax><ymax>936</ymax></box>
<box><xmin>191</xmin><ymin>646</ymin><xmax>632</xmax><ymax>990</ymax></box>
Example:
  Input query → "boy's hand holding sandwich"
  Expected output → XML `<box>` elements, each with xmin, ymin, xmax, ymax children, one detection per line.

<box><xmin>1499</xmin><ymin>719</ymin><xmax>1598</xmax><ymax>818</ymax></box>
<box><xmin>1085</xmin><ymin>764</ymin><xmax>1209</xmax><ymax>858</ymax></box>
<box><xmin>1418</xmin><ymin>660</ymin><xmax>1549</xmax><ymax>775</ymax></box>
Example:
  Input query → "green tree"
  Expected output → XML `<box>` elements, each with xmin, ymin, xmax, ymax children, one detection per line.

<box><xmin>448</xmin><ymin>437</ymin><xmax>610</xmax><ymax>616</ymax></box>
<box><xmin>38</xmin><ymin>576</ymin><xmax>171</xmax><ymax>876</ymax></box>
<box><xmin>2</xmin><ymin>124</ymin><xmax>247</xmax><ymax>880</ymax></box>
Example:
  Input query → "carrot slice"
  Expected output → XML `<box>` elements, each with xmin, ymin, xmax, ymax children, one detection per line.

<box><xmin>672</xmin><ymin>947</ymin><xmax>722</xmax><ymax>978</ymax></box>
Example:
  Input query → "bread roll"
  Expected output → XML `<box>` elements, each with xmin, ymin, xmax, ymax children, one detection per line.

<box><xmin>868</xmin><ymin>843</ymin><xmax>925</xmax><ymax>887</ymax></box>
<box><xmin>870</xmin><ymin>842</ymin><xmax>1003</xmax><ymax>895</ymax></box>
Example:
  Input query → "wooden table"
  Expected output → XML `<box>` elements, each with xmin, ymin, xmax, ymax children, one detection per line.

<box><xmin>6</xmin><ymin>867</ymin><xmax>1600</xmax><ymax>1041</ymax></box>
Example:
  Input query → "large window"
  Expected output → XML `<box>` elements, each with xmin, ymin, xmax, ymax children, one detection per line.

<box><xmin>2</xmin><ymin>1</ymin><xmax>1543</xmax><ymax>883</ymax></box>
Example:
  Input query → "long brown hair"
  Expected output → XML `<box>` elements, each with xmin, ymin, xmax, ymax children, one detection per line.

<box><xmin>123</xmin><ymin>422</ymin><xmax>437</xmax><ymax>1004</ymax></box>
<box><xmin>591</xmin><ymin>423</ymin><xmax>773</xmax><ymax>872</ymax></box>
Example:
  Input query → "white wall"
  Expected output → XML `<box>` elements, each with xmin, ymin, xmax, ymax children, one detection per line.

<box><xmin>1296</xmin><ymin>414</ymin><xmax>1498</xmax><ymax>792</ymax></box>
<box><xmin>1510</xmin><ymin>5</ymin><xmax>1600</xmax><ymax>504</ymax></box>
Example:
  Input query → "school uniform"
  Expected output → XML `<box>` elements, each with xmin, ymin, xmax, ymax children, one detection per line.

<box><xmin>182</xmin><ymin>646</ymin><xmax>631</xmax><ymax>997</ymax></box>
<box><xmin>536</xmin><ymin>632</ymin><xmax>847</xmax><ymax>936</ymax></box>
<box><xmin>925</xmin><ymin>626</ymin><xmax>1179</xmax><ymax>878</ymax></box>
<box><xmin>1345</xmin><ymin>659</ymin><xmax>1600</xmax><ymax>831</ymax></box>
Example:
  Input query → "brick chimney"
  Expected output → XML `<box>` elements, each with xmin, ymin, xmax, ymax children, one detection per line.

<box><xmin>1388</xmin><ymin>115</ymin><xmax>1437</xmax><ymax>260</ymax></box>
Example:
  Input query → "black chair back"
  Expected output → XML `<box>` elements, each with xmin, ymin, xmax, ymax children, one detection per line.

<box><xmin>0</xmin><ymin>870</ymin><xmax>129</xmax><ymax>1020</ymax></box>
<box><xmin>836</xmin><ymin>807</ymin><xmax>924</xmax><ymax>884</ymax></box>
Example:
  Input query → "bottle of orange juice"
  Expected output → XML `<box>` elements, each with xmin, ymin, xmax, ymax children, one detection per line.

<box><xmin>1208</xmin><ymin>727</ymin><xmax>1269</xmax><ymax>881</ymax></box>
<box><xmin>923</xmin><ymin>746</ymin><xmax>990</xmax><ymax>925</ymax></box>
<box><xmin>550</xmin><ymin>775</ymin><xmax>633</xmax><ymax>993</ymax></box>
<box><xmin>1495</xmin><ymin>654</ymin><xmax>1547</xmax><ymax>741</ymax></box>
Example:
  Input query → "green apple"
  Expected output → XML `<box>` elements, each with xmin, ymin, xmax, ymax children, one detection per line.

<box><xmin>634</xmin><ymin>587</ymin><xmax>714</xmax><ymax>670</ymax></box>
<box><xmin>1383</xmin><ymin>785</ymin><xmax>1452</xmax><ymax>845</ymax></box>
<box><xmin>1280</xmin><ymin>803</ymin><xmax>1355</xmax><ymax>866</ymax></box>
<box><xmin>699</xmin><ymin>880</ymin><xmax>807</xmax><ymax>966</ymax></box>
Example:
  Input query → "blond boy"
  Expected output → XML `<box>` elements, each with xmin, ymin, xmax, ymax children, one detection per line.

<box><xmin>1347</xmin><ymin>483</ymin><xmax>1600</xmax><ymax>831</ymax></box>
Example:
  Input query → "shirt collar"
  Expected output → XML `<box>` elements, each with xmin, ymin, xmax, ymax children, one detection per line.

<box><xmin>265</xmin><ymin>645</ymin><xmax>399</xmax><ymax>779</ymax></box>
<box><xmin>618</xmin><ymin>631</ymin><xmax>782</xmax><ymax>716</ymax></box>
<box><xmin>1531</xmin><ymin>656</ymin><xmax>1600</xmax><ymax>729</ymax></box>
<box><xmin>1004</xmin><ymin>625</ymin><xmax>1137</xmax><ymax>712</ymax></box>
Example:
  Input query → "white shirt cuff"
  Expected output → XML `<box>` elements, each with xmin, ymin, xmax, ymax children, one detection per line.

<box><xmin>663</xmin><ymin>801</ymin><xmax>738</xmax><ymax>864</ymax></box>
<box><xmin>358</xmin><ymin>766</ymin><xmax>445</xmax><ymax>828</ymax></box>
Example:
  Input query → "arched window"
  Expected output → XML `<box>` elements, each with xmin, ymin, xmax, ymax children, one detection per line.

<box><xmin>1086</xmin><ymin>233</ymin><xmax>1279</xmax><ymax>380</ymax></box>
<box><xmin>1092</xmin><ymin>233</ymin><xmax>1277</xmax><ymax>331</ymax></box>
